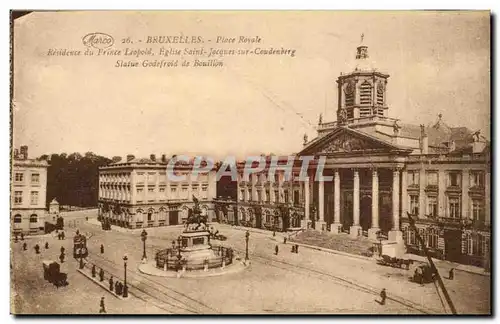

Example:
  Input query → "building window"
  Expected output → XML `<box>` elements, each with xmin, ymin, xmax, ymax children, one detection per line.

<box><xmin>448</xmin><ymin>171</ymin><xmax>461</xmax><ymax>187</ymax></box>
<box><xmin>248</xmin><ymin>189</ymin><xmax>252</xmax><ymax>201</ymax></box>
<box><xmin>14</xmin><ymin>191</ymin><xmax>22</xmax><ymax>204</ymax></box>
<box><xmin>427</xmin><ymin>196</ymin><xmax>438</xmax><ymax>217</ymax></box>
<box><xmin>148</xmin><ymin>188</ymin><xmax>154</xmax><ymax>194</ymax></box>
<box><xmin>407</xmin><ymin>229</ymin><xmax>416</xmax><ymax>245</ymax></box>
<box><xmin>147</xmin><ymin>212</ymin><xmax>153</xmax><ymax>221</ymax></box>
<box><xmin>30</xmin><ymin>191</ymin><xmax>39</xmax><ymax>205</ymax></box>
<box><xmin>409</xmin><ymin>195</ymin><xmax>419</xmax><ymax>215</ymax></box>
<box><xmin>159</xmin><ymin>187</ymin><xmax>165</xmax><ymax>193</ymax></box>
<box><xmin>448</xmin><ymin>197</ymin><xmax>461</xmax><ymax>218</ymax></box>
<box><xmin>428</xmin><ymin>228</ymin><xmax>439</xmax><ymax>249</ymax></box>
<box><xmin>426</xmin><ymin>171</ymin><xmax>438</xmax><ymax>186</ymax></box>
<box><xmin>408</xmin><ymin>171</ymin><xmax>419</xmax><ymax>186</ymax></box>
<box><xmin>266</xmin><ymin>190</ymin><xmax>270</xmax><ymax>203</ymax></box>
<box><xmin>29</xmin><ymin>214</ymin><xmax>38</xmax><ymax>223</ymax></box>
<box><xmin>470</xmin><ymin>171</ymin><xmax>484</xmax><ymax>188</ymax></box>
<box><xmin>137</xmin><ymin>188</ymin><xmax>144</xmax><ymax>195</ymax></box>
<box><xmin>240</xmin><ymin>190</ymin><xmax>244</xmax><ymax>201</ymax></box>
<box><xmin>13</xmin><ymin>214</ymin><xmax>22</xmax><ymax>223</ymax></box>
<box><xmin>275</xmin><ymin>190</ymin><xmax>280</xmax><ymax>203</ymax></box>
<box><xmin>31</xmin><ymin>173</ymin><xmax>40</xmax><ymax>184</ymax></box>
<box><xmin>15</xmin><ymin>173</ymin><xmax>24</xmax><ymax>182</ymax></box>
<box><xmin>171</xmin><ymin>187</ymin><xmax>177</xmax><ymax>194</ymax></box>
<box><xmin>284</xmin><ymin>190</ymin><xmax>289</xmax><ymax>203</ymax></box>
<box><xmin>274</xmin><ymin>174</ymin><xmax>280</xmax><ymax>183</ymax></box>
<box><xmin>467</xmin><ymin>233</ymin><xmax>484</xmax><ymax>256</ymax></box>
<box><xmin>265</xmin><ymin>212</ymin><xmax>271</xmax><ymax>224</ymax></box>
<box><xmin>472</xmin><ymin>199</ymin><xmax>484</xmax><ymax>222</ymax></box>
<box><xmin>257</xmin><ymin>190</ymin><xmax>262</xmax><ymax>202</ymax></box>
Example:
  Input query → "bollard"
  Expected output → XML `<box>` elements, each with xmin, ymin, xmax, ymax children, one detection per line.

<box><xmin>164</xmin><ymin>262</ymin><xmax>167</xmax><ymax>272</ymax></box>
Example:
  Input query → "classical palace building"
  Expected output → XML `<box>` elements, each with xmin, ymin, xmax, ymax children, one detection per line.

<box><xmin>11</xmin><ymin>146</ymin><xmax>49</xmax><ymax>235</ymax></box>
<box><xmin>213</xmin><ymin>157</ymin><xmax>305</xmax><ymax>231</ymax></box>
<box><xmin>98</xmin><ymin>154</ymin><xmax>217</xmax><ymax>229</ymax></box>
<box><xmin>296</xmin><ymin>40</ymin><xmax>490</xmax><ymax>267</ymax></box>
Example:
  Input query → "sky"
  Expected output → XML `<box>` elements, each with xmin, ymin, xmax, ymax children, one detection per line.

<box><xmin>12</xmin><ymin>11</ymin><xmax>490</xmax><ymax>159</ymax></box>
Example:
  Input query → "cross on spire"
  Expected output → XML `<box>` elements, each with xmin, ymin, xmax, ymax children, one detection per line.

<box><xmin>361</xmin><ymin>33</ymin><xmax>364</xmax><ymax>43</ymax></box>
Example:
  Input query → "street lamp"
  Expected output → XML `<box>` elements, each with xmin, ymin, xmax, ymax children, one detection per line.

<box><xmin>245</xmin><ymin>230</ymin><xmax>250</xmax><ymax>261</ymax></box>
<box><xmin>141</xmin><ymin>230</ymin><xmax>148</xmax><ymax>261</ymax></box>
<box><xmin>123</xmin><ymin>255</ymin><xmax>128</xmax><ymax>298</ymax></box>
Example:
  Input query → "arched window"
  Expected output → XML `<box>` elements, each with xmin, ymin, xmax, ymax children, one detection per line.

<box><xmin>14</xmin><ymin>214</ymin><xmax>22</xmax><ymax>223</ymax></box>
<box><xmin>30</xmin><ymin>214</ymin><xmax>38</xmax><ymax>223</ymax></box>
<box><xmin>147</xmin><ymin>209</ymin><xmax>154</xmax><ymax>221</ymax></box>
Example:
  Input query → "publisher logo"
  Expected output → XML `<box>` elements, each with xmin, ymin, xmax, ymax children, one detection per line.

<box><xmin>82</xmin><ymin>32</ymin><xmax>114</xmax><ymax>49</ymax></box>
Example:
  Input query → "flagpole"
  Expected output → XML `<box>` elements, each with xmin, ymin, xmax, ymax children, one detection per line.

<box><xmin>407</xmin><ymin>212</ymin><xmax>457</xmax><ymax>314</ymax></box>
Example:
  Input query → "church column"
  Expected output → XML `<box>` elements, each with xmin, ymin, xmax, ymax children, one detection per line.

<box><xmin>461</xmin><ymin>169</ymin><xmax>469</xmax><ymax>220</ymax></box>
<box><xmin>302</xmin><ymin>176</ymin><xmax>310</xmax><ymax>229</ymax></box>
<box><xmin>389</xmin><ymin>168</ymin><xmax>403</xmax><ymax>243</ymax></box>
<box><xmin>350</xmin><ymin>169</ymin><xmax>361</xmax><ymax>238</ymax></box>
<box><xmin>317</xmin><ymin>179</ymin><xmax>326</xmax><ymax>231</ymax></box>
<box><xmin>401</xmin><ymin>169</ymin><xmax>408</xmax><ymax>219</ymax></box>
<box><xmin>331</xmin><ymin>169</ymin><xmax>342</xmax><ymax>234</ymax></box>
<box><xmin>368</xmin><ymin>168</ymin><xmax>379</xmax><ymax>240</ymax></box>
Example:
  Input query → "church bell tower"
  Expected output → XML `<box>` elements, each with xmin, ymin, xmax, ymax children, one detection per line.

<box><xmin>336</xmin><ymin>35</ymin><xmax>390</xmax><ymax>125</ymax></box>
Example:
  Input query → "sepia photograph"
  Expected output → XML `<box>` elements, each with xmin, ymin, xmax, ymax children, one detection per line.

<box><xmin>9</xmin><ymin>10</ymin><xmax>491</xmax><ymax>315</ymax></box>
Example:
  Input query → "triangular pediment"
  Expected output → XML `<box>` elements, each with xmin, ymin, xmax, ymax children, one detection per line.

<box><xmin>300</xmin><ymin>127</ymin><xmax>409</xmax><ymax>156</ymax></box>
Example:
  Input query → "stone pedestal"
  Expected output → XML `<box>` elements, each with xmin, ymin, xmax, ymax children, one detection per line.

<box><xmin>349</xmin><ymin>225</ymin><xmax>362</xmax><ymax>239</ymax></box>
<box><xmin>330</xmin><ymin>223</ymin><xmax>342</xmax><ymax>234</ymax></box>
<box><xmin>316</xmin><ymin>221</ymin><xmax>327</xmax><ymax>232</ymax></box>
<box><xmin>368</xmin><ymin>228</ymin><xmax>380</xmax><ymax>240</ymax></box>
<box><xmin>141</xmin><ymin>257</ymin><xmax>148</xmax><ymax>264</ymax></box>
<box><xmin>388</xmin><ymin>230</ymin><xmax>404</xmax><ymax>243</ymax></box>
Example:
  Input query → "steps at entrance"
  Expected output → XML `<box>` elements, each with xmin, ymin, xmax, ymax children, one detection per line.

<box><xmin>289</xmin><ymin>230</ymin><xmax>374</xmax><ymax>257</ymax></box>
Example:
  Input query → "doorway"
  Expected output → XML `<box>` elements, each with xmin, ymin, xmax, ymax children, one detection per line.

<box><xmin>360</xmin><ymin>195</ymin><xmax>372</xmax><ymax>230</ymax></box>
<box><xmin>169</xmin><ymin>211</ymin><xmax>179</xmax><ymax>226</ymax></box>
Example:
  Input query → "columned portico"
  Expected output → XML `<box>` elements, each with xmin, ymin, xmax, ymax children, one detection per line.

<box><xmin>368</xmin><ymin>169</ymin><xmax>379</xmax><ymax>240</ymax></box>
<box><xmin>388</xmin><ymin>169</ymin><xmax>403</xmax><ymax>243</ymax></box>
<box><xmin>301</xmin><ymin>176</ymin><xmax>310</xmax><ymax>229</ymax></box>
<box><xmin>330</xmin><ymin>169</ymin><xmax>342</xmax><ymax>233</ymax></box>
<box><xmin>317</xmin><ymin>180</ymin><xmax>326</xmax><ymax>231</ymax></box>
<box><xmin>350</xmin><ymin>169</ymin><xmax>362</xmax><ymax>238</ymax></box>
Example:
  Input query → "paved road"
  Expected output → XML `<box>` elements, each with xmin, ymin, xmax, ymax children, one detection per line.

<box><xmin>11</xmin><ymin>212</ymin><xmax>491</xmax><ymax>314</ymax></box>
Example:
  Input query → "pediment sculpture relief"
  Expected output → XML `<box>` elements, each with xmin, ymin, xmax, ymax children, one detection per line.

<box><xmin>322</xmin><ymin>133</ymin><xmax>385</xmax><ymax>153</ymax></box>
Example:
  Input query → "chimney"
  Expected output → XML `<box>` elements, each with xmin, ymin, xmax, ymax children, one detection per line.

<box><xmin>448</xmin><ymin>140</ymin><xmax>456</xmax><ymax>153</ymax></box>
<box><xmin>20</xmin><ymin>145</ymin><xmax>28</xmax><ymax>160</ymax></box>
<box><xmin>420</xmin><ymin>124</ymin><xmax>428</xmax><ymax>154</ymax></box>
<box><xmin>150</xmin><ymin>154</ymin><xmax>156</xmax><ymax>161</ymax></box>
<box><xmin>161</xmin><ymin>154</ymin><xmax>167</xmax><ymax>163</ymax></box>
<box><xmin>472</xmin><ymin>130</ymin><xmax>486</xmax><ymax>153</ymax></box>
<box><xmin>126</xmin><ymin>154</ymin><xmax>135</xmax><ymax>162</ymax></box>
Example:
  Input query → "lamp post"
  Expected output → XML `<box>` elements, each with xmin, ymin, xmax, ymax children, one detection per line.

<box><xmin>245</xmin><ymin>230</ymin><xmax>250</xmax><ymax>261</ymax></box>
<box><xmin>177</xmin><ymin>236</ymin><xmax>182</xmax><ymax>258</ymax></box>
<box><xmin>123</xmin><ymin>255</ymin><xmax>128</xmax><ymax>298</ymax></box>
<box><xmin>141</xmin><ymin>230</ymin><xmax>148</xmax><ymax>262</ymax></box>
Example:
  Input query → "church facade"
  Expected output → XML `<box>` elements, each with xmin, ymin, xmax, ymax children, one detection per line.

<box><xmin>298</xmin><ymin>41</ymin><xmax>491</xmax><ymax>267</ymax></box>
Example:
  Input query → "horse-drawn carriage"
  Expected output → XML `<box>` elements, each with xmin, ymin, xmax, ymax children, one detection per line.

<box><xmin>412</xmin><ymin>264</ymin><xmax>437</xmax><ymax>284</ymax></box>
<box><xmin>42</xmin><ymin>261</ymin><xmax>68</xmax><ymax>287</ymax></box>
<box><xmin>377</xmin><ymin>255</ymin><xmax>414</xmax><ymax>270</ymax></box>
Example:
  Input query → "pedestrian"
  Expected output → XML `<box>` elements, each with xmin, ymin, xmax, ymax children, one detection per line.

<box><xmin>99</xmin><ymin>269</ymin><xmax>104</xmax><ymax>282</ymax></box>
<box><xmin>275</xmin><ymin>244</ymin><xmax>279</xmax><ymax>255</ymax></box>
<box><xmin>22</xmin><ymin>242</ymin><xmax>27</xmax><ymax>251</ymax></box>
<box><xmin>100</xmin><ymin>244</ymin><xmax>104</xmax><ymax>254</ymax></box>
<box><xmin>109</xmin><ymin>276</ymin><xmax>114</xmax><ymax>292</ymax></box>
<box><xmin>380</xmin><ymin>288</ymin><xmax>387</xmax><ymax>305</ymax></box>
<box><xmin>57</xmin><ymin>233</ymin><xmax>61</xmax><ymax>240</ymax></box>
<box><xmin>61</xmin><ymin>231</ymin><xmax>65</xmax><ymax>240</ymax></box>
<box><xmin>291</xmin><ymin>245</ymin><xmax>295</xmax><ymax>253</ymax></box>
<box><xmin>45</xmin><ymin>242</ymin><xmax>49</xmax><ymax>249</ymax></box>
<box><xmin>273</xmin><ymin>231</ymin><xmax>276</xmax><ymax>237</ymax></box>
<box><xmin>92</xmin><ymin>264</ymin><xmax>96</xmax><ymax>278</ymax></box>
<box><xmin>295</xmin><ymin>244</ymin><xmax>299</xmax><ymax>254</ymax></box>
<box><xmin>283</xmin><ymin>237</ymin><xmax>287</xmax><ymax>244</ymax></box>
<box><xmin>99</xmin><ymin>297</ymin><xmax>106</xmax><ymax>314</ymax></box>
<box><xmin>118</xmin><ymin>282</ymin><xmax>123</xmax><ymax>295</ymax></box>
<box><xmin>115</xmin><ymin>281</ymin><xmax>119</xmax><ymax>294</ymax></box>
<box><xmin>60</xmin><ymin>246</ymin><xmax>65</xmax><ymax>254</ymax></box>
<box><xmin>20</xmin><ymin>233</ymin><xmax>24</xmax><ymax>241</ymax></box>
<box><xmin>59</xmin><ymin>252</ymin><xmax>65</xmax><ymax>263</ymax></box>
<box><xmin>449</xmin><ymin>268</ymin><xmax>454</xmax><ymax>280</ymax></box>
<box><xmin>34</xmin><ymin>244</ymin><xmax>40</xmax><ymax>254</ymax></box>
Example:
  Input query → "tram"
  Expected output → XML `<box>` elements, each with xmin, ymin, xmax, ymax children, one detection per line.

<box><xmin>73</xmin><ymin>233</ymin><xmax>88</xmax><ymax>258</ymax></box>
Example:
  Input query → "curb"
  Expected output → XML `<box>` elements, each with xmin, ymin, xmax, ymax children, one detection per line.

<box><xmin>283</xmin><ymin>240</ymin><xmax>374</xmax><ymax>262</ymax></box>
<box><xmin>137</xmin><ymin>261</ymin><xmax>248</xmax><ymax>278</ymax></box>
<box><xmin>77</xmin><ymin>269</ymin><xmax>125</xmax><ymax>300</ymax></box>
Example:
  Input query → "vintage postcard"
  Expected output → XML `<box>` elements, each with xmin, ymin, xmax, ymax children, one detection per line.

<box><xmin>10</xmin><ymin>10</ymin><xmax>491</xmax><ymax>315</ymax></box>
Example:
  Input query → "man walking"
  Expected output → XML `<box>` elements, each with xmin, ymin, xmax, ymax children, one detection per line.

<box><xmin>449</xmin><ymin>268</ymin><xmax>454</xmax><ymax>280</ymax></box>
<box><xmin>275</xmin><ymin>244</ymin><xmax>279</xmax><ymax>255</ymax></box>
<box><xmin>100</xmin><ymin>244</ymin><xmax>104</xmax><ymax>254</ymax></box>
<box><xmin>380</xmin><ymin>288</ymin><xmax>387</xmax><ymax>305</ymax></box>
<box><xmin>109</xmin><ymin>276</ymin><xmax>114</xmax><ymax>292</ymax></box>
<box><xmin>99</xmin><ymin>297</ymin><xmax>106</xmax><ymax>314</ymax></box>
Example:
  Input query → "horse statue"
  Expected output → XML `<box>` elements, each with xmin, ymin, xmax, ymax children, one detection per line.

<box><xmin>185</xmin><ymin>195</ymin><xmax>208</xmax><ymax>231</ymax></box>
